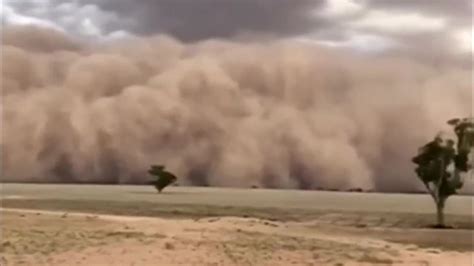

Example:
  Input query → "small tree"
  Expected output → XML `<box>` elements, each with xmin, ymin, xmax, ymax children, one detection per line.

<box><xmin>412</xmin><ymin>118</ymin><xmax>474</xmax><ymax>228</ymax></box>
<box><xmin>148</xmin><ymin>165</ymin><xmax>177</xmax><ymax>193</ymax></box>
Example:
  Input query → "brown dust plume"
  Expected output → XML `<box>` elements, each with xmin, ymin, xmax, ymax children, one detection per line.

<box><xmin>2</xmin><ymin>25</ymin><xmax>472</xmax><ymax>192</ymax></box>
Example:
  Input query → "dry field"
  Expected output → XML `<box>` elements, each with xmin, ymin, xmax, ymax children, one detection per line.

<box><xmin>1</xmin><ymin>184</ymin><xmax>473</xmax><ymax>265</ymax></box>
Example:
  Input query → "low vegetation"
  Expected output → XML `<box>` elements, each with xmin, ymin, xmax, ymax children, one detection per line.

<box><xmin>148</xmin><ymin>165</ymin><xmax>178</xmax><ymax>193</ymax></box>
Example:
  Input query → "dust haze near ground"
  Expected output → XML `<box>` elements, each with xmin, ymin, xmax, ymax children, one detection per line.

<box><xmin>1</xmin><ymin>25</ymin><xmax>472</xmax><ymax>192</ymax></box>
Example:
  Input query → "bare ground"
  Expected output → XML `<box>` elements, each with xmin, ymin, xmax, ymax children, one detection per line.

<box><xmin>1</xmin><ymin>209</ymin><xmax>472</xmax><ymax>266</ymax></box>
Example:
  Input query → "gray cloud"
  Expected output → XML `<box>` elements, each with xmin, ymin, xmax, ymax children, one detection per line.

<box><xmin>363</xmin><ymin>0</ymin><xmax>472</xmax><ymax>27</ymax></box>
<box><xmin>3</xmin><ymin>0</ymin><xmax>471</xmax><ymax>60</ymax></box>
<box><xmin>4</xmin><ymin>0</ymin><xmax>328</xmax><ymax>41</ymax></box>
<box><xmin>80</xmin><ymin>0</ymin><xmax>327</xmax><ymax>41</ymax></box>
<box><xmin>3</xmin><ymin>0</ymin><xmax>126</xmax><ymax>38</ymax></box>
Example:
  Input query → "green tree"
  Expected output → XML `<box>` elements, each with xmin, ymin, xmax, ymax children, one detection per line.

<box><xmin>148</xmin><ymin>165</ymin><xmax>177</xmax><ymax>193</ymax></box>
<box><xmin>412</xmin><ymin>118</ymin><xmax>474</xmax><ymax>227</ymax></box>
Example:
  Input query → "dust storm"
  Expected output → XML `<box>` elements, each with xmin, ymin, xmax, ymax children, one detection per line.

<box><xmin>2</xmin><ymin>25</ymin><xmax>471</xmax><ymax>192</ymax></box>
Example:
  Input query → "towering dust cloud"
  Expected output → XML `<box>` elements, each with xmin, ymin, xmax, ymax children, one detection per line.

<box><xmin>2</xmin><ymin>26</ymin><xmax>472</xmax><ymax>192</ymax></box>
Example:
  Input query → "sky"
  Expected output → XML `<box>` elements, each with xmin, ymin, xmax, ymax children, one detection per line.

<box><xmin>2</xmin><ymin>0</ymin><xmax>472</xmax><ymax>59</ymax></box>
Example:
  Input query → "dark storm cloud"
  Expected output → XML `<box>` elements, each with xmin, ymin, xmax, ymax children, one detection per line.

<box><xmin>77</xmin><ymin>0</ymin><xmax>327</xmax><ymax>41</ymax></box>
<box><xmin>3</xmin><ymin>0</ymin><xmax>333</xmax><ymax>41</ymax></box>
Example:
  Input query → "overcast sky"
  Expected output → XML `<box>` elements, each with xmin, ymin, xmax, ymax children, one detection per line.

<box><xmin>2</xmin><ymin>0</ymin><xmax>473</xmax><ymax>58</ymax></box>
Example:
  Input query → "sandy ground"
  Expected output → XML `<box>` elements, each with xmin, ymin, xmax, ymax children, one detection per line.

<box><xmin>1</xmin><ymin>208</ymin><xmax>472</xmax><ymax>266</ymax></box>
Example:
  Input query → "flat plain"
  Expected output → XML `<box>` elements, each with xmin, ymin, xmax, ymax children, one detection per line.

<box><xmin>1</xmin><ymin>184</ymin><xmax>473</xmax><ymax>265</ymax></box>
